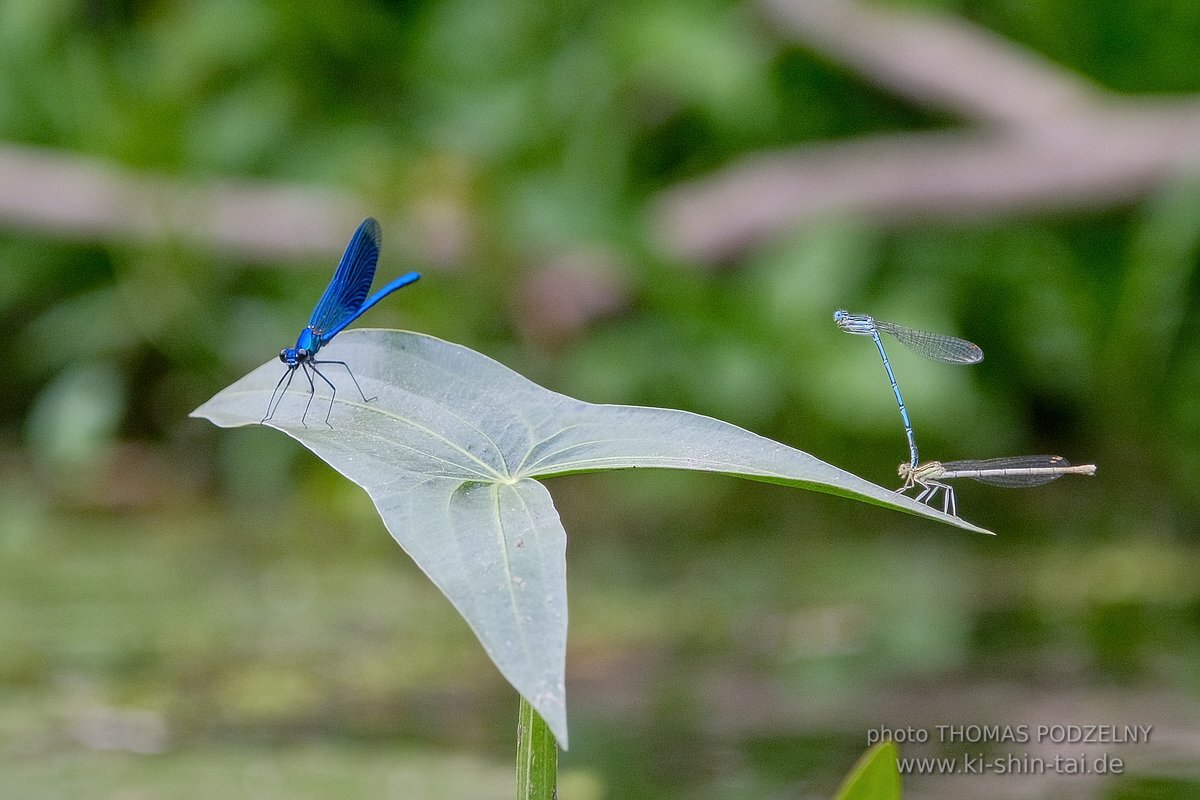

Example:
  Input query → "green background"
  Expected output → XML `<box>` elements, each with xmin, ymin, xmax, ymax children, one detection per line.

<box><xmin>2</xmin><ymin>0</ymin><xmax>1198</xmax><ymax>797</ymax></box>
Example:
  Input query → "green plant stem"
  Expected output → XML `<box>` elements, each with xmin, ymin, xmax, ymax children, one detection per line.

<box><xmin>516</xmin><ymin>694</ymin><xmax>558</xmax><ymax>800</ymax></box>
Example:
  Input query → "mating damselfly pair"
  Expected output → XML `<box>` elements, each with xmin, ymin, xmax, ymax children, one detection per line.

<box><xmin>835</xmin><ymin>310</ymin><xmax>1095</xmax><ymax>517</ymax></box>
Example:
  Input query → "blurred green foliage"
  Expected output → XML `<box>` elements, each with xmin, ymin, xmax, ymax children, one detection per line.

<box><xmin>2</xmin><ymin>0</ymin><xmax>1200</xmax><ymax>797</ymax></box>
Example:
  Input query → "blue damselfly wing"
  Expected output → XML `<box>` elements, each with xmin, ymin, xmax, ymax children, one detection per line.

<box><xmin>265</xmin><ymin>218</ymin><xmax>421</xmax><ymax>426</ymax></box>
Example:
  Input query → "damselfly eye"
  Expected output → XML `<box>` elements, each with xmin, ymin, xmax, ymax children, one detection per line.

<box><xmin>296</xmin><ymin>349</ymin><xmax>309</xmax><ymax>362</ymax></box>
<box><xmin>278</xmin><ymin>349</ymin><xmax>288</xmax><ymax>362</ymax></box>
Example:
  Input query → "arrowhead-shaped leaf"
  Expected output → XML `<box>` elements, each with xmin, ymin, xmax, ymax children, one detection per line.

<box><xmin>192</xmin><ymin>329</ymin><xmax>989</xmax><ymax>747</ymax></box>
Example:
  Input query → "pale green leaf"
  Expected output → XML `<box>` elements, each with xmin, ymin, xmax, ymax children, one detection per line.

<box><xmin>192</xmin><ymin>330</ymin><xmax>989</xmax><ymax>747</ymax></box>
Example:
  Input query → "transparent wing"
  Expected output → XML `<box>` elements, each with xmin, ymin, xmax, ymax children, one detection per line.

<box><xmin>874</xmin><ymin>319</ymin><xmax>983</xmax><ymax>364</ymax></box>
<box><xmin>940</xmin><ymin>455</ymin><xmax>1071</xmax><ymax>487</ymax></box>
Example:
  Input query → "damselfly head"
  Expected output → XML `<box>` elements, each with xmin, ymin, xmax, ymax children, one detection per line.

<box><xmin>278</xmin><ymin>347</ymin><xmax>311</xmax><ymax>367</ymax></box>
<box><xmin>833</xmin><ymin>310</ymin><xmax>875</xmax><ymax>335</ymax></box>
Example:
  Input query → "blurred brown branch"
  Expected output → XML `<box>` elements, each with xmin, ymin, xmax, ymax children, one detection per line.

<box><xmin>0</xmin><ymin>143</ymin><xmax>371</xmax><ymax>261</ymax></box>
<box><xmin>4</xmin><ymin>0</ymin><xmax>1200</xmax><ymax>272</ymax></box>
<box><xmin>653</xmin><ymin>0</ymin><xmax>1200</xmax><ymax>264</ymax></box>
